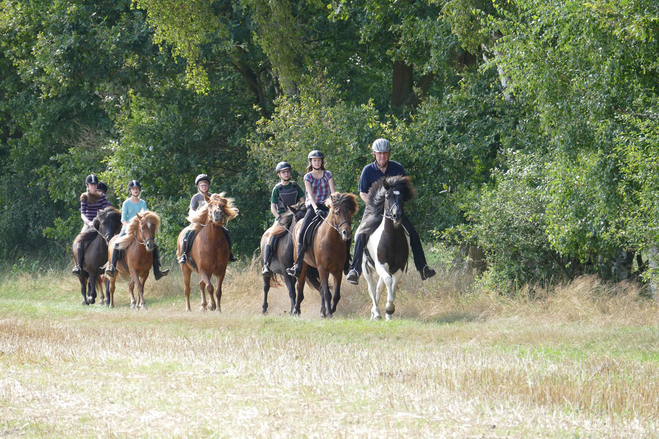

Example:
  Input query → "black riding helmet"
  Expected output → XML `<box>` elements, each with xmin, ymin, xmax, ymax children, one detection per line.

<box><xmin>307</xmin><ymin>150</ymin><xmax>324</xmax><ymax>160</ymax></box>
<box><xmin>127</xmin><ymin>179</ymin><xmax>141</xmax><ymax>190</ymax></box>
<box><xmin>195</xmin><ymin>174</ymin><xmax>210</xmax><ymax>186</ymax></box>
<box><xmin>97</xmin><ymin>182</ymin><xmax>108</xmax><ymax>193</ymax></box>
<box><xmin>276</xmin><ymin>161</ymin><xmax>292</xmax><ymax>173</ymax></box>
<box><xmin>85</xmin><ymin>174</ymin><xmax>98</xmax><ymax>185</ymax></box>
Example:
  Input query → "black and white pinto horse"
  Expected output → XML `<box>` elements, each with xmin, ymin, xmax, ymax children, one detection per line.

<box><xmin>359</xmin><ymin>176</ymin><xmax>415</xmax><ymax>320</ymax></box>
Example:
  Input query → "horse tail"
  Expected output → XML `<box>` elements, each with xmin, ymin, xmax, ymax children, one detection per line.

<box><xmin>268</xmin><ymin>272</ymin><xmax>283</xmax><ymax>288</ymax></box>
<box><xmin>304</xmin><ymin>265</ymin><xmax>321</xmax><ymax>291</ymax></box>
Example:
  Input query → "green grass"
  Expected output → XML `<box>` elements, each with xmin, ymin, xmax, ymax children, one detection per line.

<box><xmin>1</xmin><ymin>268</ymin><xmax>659</xmax><ymax>437</ymax></box>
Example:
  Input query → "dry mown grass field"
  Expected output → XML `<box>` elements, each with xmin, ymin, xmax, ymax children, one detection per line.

<box><xmin>1</xmin><ymin>260</ymin><xmax>659</xmax><ymax>438</ymax></box>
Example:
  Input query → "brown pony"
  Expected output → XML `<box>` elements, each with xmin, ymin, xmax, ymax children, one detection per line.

<box><xmin>177</xmin><ymin>193</ymin><xmax>239</xmax><ymax>312</ymax></box>
<box><xmin>106</xmin><ymin>211</ymin><xmax>161</xmax><ymax>309</ymax></box>
<box><xmin>292</xmin><ymin>193</ymin><xmax>358</xmax><ymax>317</ymax></box>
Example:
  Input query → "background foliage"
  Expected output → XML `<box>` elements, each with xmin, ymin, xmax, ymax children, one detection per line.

<box><xmin>1</xmin><ymin>0</ymin><xmax>658</xmax><ymax>290</ymax></box>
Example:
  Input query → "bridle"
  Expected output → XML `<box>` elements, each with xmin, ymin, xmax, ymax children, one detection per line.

<box><xmin>320</xmin><ymin>209</ymin><xmax>351</xmax><ymax>235</ymax></box>
<box><xmin>135</xmin><ymin>221</ymin><xmax>155</xmax><ymax>247</ymax></box>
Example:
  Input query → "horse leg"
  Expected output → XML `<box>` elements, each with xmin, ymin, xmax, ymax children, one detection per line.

<box><xmin>182</xmin><ymin>266</ymin><xmax>193</xmax><ymax>312</ymax></box>
<box><xmin>383</xmin><ymin>273</ymin><xmax>396</xmax><ymax>320</ymax></box>
<box><xmin>198</xmin><ymin>275</ymin><xmax>209</xmax><ymax>311</ymax></box>
<box><xmin>283</xmin><ymin>274</ymin><xmax>296</xmax><ymax>315</ymax></box>
<box><xmin>331</xmin><ymin>270</ymin><xmax>342</xmax><ymax>314</ymax></box>
<box><xmin>104</xmin><ymin>277</ymin><xmax>110</xmax><ymax>306</ymax></box>
<box><xmin>363</xmin><ymin>269</ymin><xmax>381</xmax><ymax>320</ymax></box>
<box><xmin>88</xmin><ymin>273</ymin><xmax>97</xmax><ymax>305</ymax></box>
<box><xmin>262</xmin><ymin>273</ymin><xmax>270</xmax><ymax>314</ymax></box>
<box><xmin>128</xmin><ymin>279</ymin><xmax>137</xmax><ymax>309</ymax></box>
<box><xmin>201</xmin><ymin>273</ymin><xmax>216</xmax><ymax>311</ymax></box>
<box><xmin>214</xmin><ymin>272</ymin><xmax>224</xmax><ymax>313</ymax></box>
<box><xmin>137</xmin><ymin>275</ymin><xmax>147</xmax><ymax>310</ymax></box>
<box><xmin>79</xmin><ymin>273</ymin><xmax>89</xmax><ymax>306</ymax></box>
<box><xmin>318</xmin><ymin>266</ymin><xmax>331</xmax><ymax>318</ymax></box>
<box><xmin>295</xmin><ymin>270</ymin><xmax>306</xmax><ymax>315</ymax></box>
<box><xmin>108</xmin><ymin>276</ymin><xmax>116</xmax><ymax>308</ymax></box>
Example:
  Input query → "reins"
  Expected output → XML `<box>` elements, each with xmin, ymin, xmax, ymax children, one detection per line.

<box><xmin>319</xmin><ymin>210</ymin><xmax>350</xmax><ymax>235</ymax></box>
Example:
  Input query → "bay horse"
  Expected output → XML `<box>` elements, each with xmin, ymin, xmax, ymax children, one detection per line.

<box><xmin>106</xmin><ymin>211</ymin><xmax>161</xmax><ymax>309</ymax></box>
<box><xmin>293</xmin><ymin>193</ymin><xmax>358</xmax><ymax>317</ymax></box>
<box><xmin>71</xmin><ymin>206</ymin><xmax>122</xmax><ymax>305</ymax></box>
<box><xmin>360</xmin><ymin>176</ymin><xmax>415</xmax><ymax>320</ymax></box>
<box><xmin>259</xmin><ymin>202</ymin><xmax>309</xmax><ymax>314</ymax></box>
<box><xmin>177</xmin><ymin>193</ymin><xmax>239</xmax><ymax>312</ymax></box>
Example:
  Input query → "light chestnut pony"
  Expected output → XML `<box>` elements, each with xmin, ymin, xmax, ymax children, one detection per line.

<box><xmin>177</xmin><ymin>193</ymin><xmax>239</xmax><ymax>312</ymax></box>
<box><xmin>107</xmin><ymin>211</ymin><xmax>161</xmax><ymax>309</ymax></box>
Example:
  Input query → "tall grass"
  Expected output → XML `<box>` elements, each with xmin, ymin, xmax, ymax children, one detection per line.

<box><xmin>1</xmin><ymin>261</ymin><xmax>658</xmax><ymax>437</ymax></box>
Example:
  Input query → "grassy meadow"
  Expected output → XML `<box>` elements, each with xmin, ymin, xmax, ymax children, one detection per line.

<box><xmin>1</xmin><ymin>259</ymin><xmax>659</xmax><ymax>438</ymax></box>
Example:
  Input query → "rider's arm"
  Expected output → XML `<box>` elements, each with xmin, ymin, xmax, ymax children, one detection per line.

<box><xmin>328</xmin><ymin>175</ymin><xmax>336</xmax><ymax>194</ymax></box>
<box><xmin>304</xmin><ymin>180</ymin><xmax>317</xmax><ymax>211</ymax></box>
<box><xmin>360</xmin><ymin>192</ymin><xmax>369</xmax><ymax>204</ymax></box>
<box><xmin>270</xmin><ymin>203</ymin><xmax>279</xmax><ymax>219</ymax></box>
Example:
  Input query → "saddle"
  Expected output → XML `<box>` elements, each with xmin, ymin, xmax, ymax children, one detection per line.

<box><xmin>301</xmin><ymin>213</ymin><xmax>325</xmax><ymax>252</ymax></box>
<box><xmin>183</xmin><ymin>229</ymin><xmax>199</xmax><ymax>270</ymax></box>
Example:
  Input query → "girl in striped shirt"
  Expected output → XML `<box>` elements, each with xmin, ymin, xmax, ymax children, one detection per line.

<box><xmin>72</xmin><ymin>174</ymin><xmax>112</xmax><ymax>276</ymax></box>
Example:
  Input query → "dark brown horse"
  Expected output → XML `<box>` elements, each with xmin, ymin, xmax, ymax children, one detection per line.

<box><xmin>259</xmin><ymin>202</ymin><xmax>308</xmax><ymax>314</ymax></box>
<box><xmin>107</xmin><ymin>211</ymin><xmax>161</xmax><ymax>309</ymax></box>
<box><xmin>292</xmin><ymin>193</ymin><xmax>358</xmax><ymax>317</ymax></box>
<box><xmin>71</xmin><ymin>206</ymin><xmax>122</xmax><ymax>305</ymax></box>
<box><xmin>359</xmin><ymin>176</ymin><xmax>415</xmax><ymax>320</ymax></box>
<box><xmin>177</xmin><ymin>193</ymin><xmax>239</xmax><ymax>312</ymax></box>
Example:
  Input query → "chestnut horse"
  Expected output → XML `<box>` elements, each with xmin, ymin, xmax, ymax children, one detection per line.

<box><xmin>292</xmin><ymin>193</ymin><xmax>358</xmax><ymax>317</ymax></box>
<box><xmin>71</xmin><ymin>206</ymin><xmax>122</xmax><ymax>305</ymax></box>
<box><xmin>259</xmin><ymin>202</ymin><xmax>308</xmax><ymax>314</ymax></box>
<box><xmin>360</xmin><ymin>176</ymin><xmax>415</xmax><ymax>320</ymax></box>
<box><xmin>177</xmin><ymin>193</ymin><xmax>238</xmax><ymax>312</ymax></box>
<box><xmin>106</xmin><ymin>211</ymin><xmax>161</xmax><ymax>309</ymax></box>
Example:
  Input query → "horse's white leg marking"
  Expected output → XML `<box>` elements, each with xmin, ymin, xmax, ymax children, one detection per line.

<box><xmin>364</xmin><ymin>220</ymin><xmax>387</xmax><ymax>320</ymax></box>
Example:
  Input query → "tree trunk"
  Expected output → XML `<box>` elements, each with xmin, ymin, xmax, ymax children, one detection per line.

<box><xmin>392</xmin><ymin>60</ymin><xmax>415</xmax><ymax>107</ymax></box>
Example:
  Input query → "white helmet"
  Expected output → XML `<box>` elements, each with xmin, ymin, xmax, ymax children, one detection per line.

<box><xmin>372</xmin><ymin>138</ymin><xmax>391</xmax><ymax>152</ymax></box>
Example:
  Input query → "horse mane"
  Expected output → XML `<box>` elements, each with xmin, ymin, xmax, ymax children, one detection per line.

<box><xmin>97</xmin><ymin>206</ymin><xmax>122</xmax><ymax>235</ymax></box>
<box><xmin>359</xmin><ymin>176</ymin><xmax>415</xmax><ymax>237</ymax></box>
<box><xmin>325</xmin><ymin>192</ymin><xmax>359</xmax><ymax>217</ymax></box>
<box><xmin>367</xmin><ymin>175</ymin><xmax>415</xmax><ymax>214</ymax></box>
<box><xmin>271</xmin><ymin>201</ymin><xmax>307</xmax><ymax>239</ymax></box>
<box><xmin>114</xmin><ymin>210</ymin><xmax>161</xmax><ymax>250</ymax></box>
<box><xmin>187</xmin><ymin>193</ymin><xmax>239</xmax><ymax>232</ymax></box>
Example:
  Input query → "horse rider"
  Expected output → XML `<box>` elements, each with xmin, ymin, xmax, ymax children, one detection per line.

<box><xmin>72</xmin><ymin>174</ymin><xmax>113</xmax><ymax>276</ymax></box>
<box><xmin>261</xmin><ymin>161</ymin><xmax>305</xmax><ymax>276</ymax></box>
<box><xmin>105</xmin><ymin>180</ymin><xmax>169</xmax><ymax>280</ymax></box>
<box><xmin>286</xmin><ymin>150</ymin><xmax>336</xmax><ymax>278</ymax></box>
<box><xmin>97</xmin><ymin>181</ymin><xmax>108</xmax><ymax>197</ymax></box>
<box><xmin>178</xmin><ymin>173</ymin><xmax>237</xmax><ymax>264</ymax></box>
<box><xmin>345</xmin><ymin>138</ymin><xmax>436</xmax><ymax>284</ymax></box>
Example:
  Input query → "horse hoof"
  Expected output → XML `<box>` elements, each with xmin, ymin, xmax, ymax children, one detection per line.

<box><xmin>82</xmin><ymin>300</ymin><xmax>89</xmax><ymax>306</ymax></box>
<box><xmin>385</xmin><ymin>314</ymin><xmax>393</xmax><ymax>321</ymax></box>
<box><xmin>385</xmin><ymin>302</ymin><xmax>395</xmax><ymax>315</ymax></box>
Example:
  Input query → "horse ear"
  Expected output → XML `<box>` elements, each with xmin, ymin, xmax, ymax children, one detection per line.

<box><xmin>204</xmin><ymin>193</ymin><xmax>211</xmax><ymax>203</ymax></box>
<box><xmin>136</xmin><ymin>212</ymin><xmax>143</xmax><ymax>220</ymax></box>
<box><xmin>383</xmin><ymin>179</ymin><xmax>390</xmax><ymax>190</ymax></box>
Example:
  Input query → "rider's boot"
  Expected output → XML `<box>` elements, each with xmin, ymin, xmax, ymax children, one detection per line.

<box><xmin>262</xmin><ymin>244</ymin><xmax>273</xmax><ymax>276</ymax></box>
<box><xmin>286</xmin><ymin>248</ymin><xmax>306</xmax><ymax>278</ymax></box>
<box><xmin>420</xmin><ymin>265</ymin><xmax>436</xmax><ymax>281</ymax></box>
<box><xmin>72</xmin><ymin>244</ymin><xmax>84</xmax><ymax>276</ymax></box>
<box><xmin>105</xmin><ymin>246</ymin><xmax>119</xmax><ymax>277</ymax></box>
<box><xmin>178</xmin><ymin>235</ymin><xmax>188</xmax><ymax>264</ymax></box>
<box><xmin>223</xmin><ymin>226</ymin><xmax>237</xmax><ymax>262</ymax></box>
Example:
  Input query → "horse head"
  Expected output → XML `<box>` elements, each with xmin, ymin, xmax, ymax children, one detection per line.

<box><xmin>97</xmin><ymin>206</ymin><xmax>122</xmax><ymax>242</ymax></box>
<box><xmin>135</xmin><ymin>211</ymin><xmax>160</xmax><ymax>252</ymax></box>
<box><xmin>204</xmin><ymin>193</ymin><xmax>239</xmax><ymax>226</ymax></box>
<box><xmin>325</xmin><ymin>192</ymin><xmax>359</xmax><ymax>242</ymax></box>
<box><xmin>382</xmin><ymin>176</ymin><xmax>415</xmax><ymax>227</ymax></box>
<box><xmin>288</xmin><ymin>201</ymin><xmax>308</xmax><ymax>222</ymax></box>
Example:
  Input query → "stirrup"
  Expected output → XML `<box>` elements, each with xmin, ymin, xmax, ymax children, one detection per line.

<box><xmin>105</xmin><ymin>265</ymin><xmax>115</xmax><ymax>278</ymax></box>
<box><xmin>178</xmin><ymin>254</ymin><xmax>187</xmax><ymax>264</ymax></box>
<box><xmin>262</xmin><ymin>264</ymin><xmax>271</xmax><ymax>276</ymax></box>
<box><xmin>346</xmin><ymin>269</ymin><xmax>360</xmax><ymax>285</ymax></box>
<box><xmin>286</xmin><ymin>264</ymin><xmax>301</xmax><ymax>278</ymax></box>
<box><xmin>72</xmin><ymin>266</ymin><xmax>81</xmax><ymax>276</ymax></box>
<box><xmin>229</xmin><ymin>253</ymin><xmax>237</xmax><ymax>262</ymax></box>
